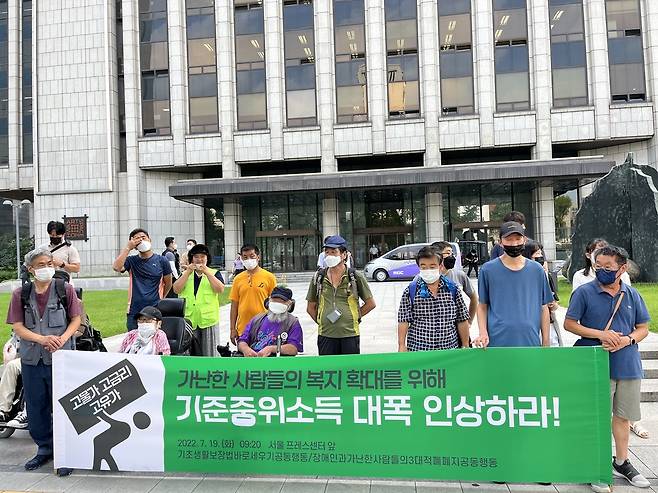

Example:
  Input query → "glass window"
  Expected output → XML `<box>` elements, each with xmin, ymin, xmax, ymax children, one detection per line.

<box><xmin>186</xmin><ymin>0</ymin><xmax>218</xmax><ymax>133</ymax></box>
<box><xmin>550</xmin><ymin>0</ymin><xmax>588</xmax><ymax>107</ymax></box>
<box><xmin>140</xmin><ymin>18</ymin><xmax>167</xmax><ymax>43</ymax></box>
<box><xmin>235</xmin><ymin>2</ymin><xmax>267</xmax><ymax>129</ymax></box>
<box><xmin>385</xmin><ymin>0</ymin><xmax>419</xmax><ymax>118</ymax></box>
<box><xmin>334</xmin><ymin>0</ymin><xmax>364</xmax><ymax>25</ymax></box>
<box><xmin>0</xmin><ymin>0</ymin><xmax>7</xmax><ymax>165</ymax></box>
<box><xmin>606</xmin><ymin>0</ymin><xmax>645</xmax><ymax>102</ymax></box>
<box><xmin>493</xmin><ymin>0</ymin><xmax>529</xmax><ymax>112</ymax></box>
<box><xmin>142</xmin><ymin>99</ymin><xmax>171</xmax><ymax>135</ymax></box>
<box><xmin>284</xmin><ymin>0</ymin><xmax>317</xmax><ymax>127</ymax></box>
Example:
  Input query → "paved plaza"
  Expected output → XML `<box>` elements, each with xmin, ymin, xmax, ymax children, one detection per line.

<box><xmin>3</xmin><ymin>280</ymin><xmax>658</xmax><ymax>492</ymax></box>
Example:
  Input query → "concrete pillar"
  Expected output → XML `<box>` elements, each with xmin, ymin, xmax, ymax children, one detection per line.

<box><xmin>167</xmin><ymin>0</ymin><xmax>187</xmax><ymax>167</ymax></box>
<box><xmin>425</xmin><ymin>189</ymin><xmax>443</xmax><ymax>242</ymax></box>
<box><xmin>364</xmin><ymin>0</ymin><xmax>386</xmax><ymax>154</ymax></box>
<box><xmin>418</xmin><ymin>0</ymin><xmax>440</xmax><ymax>167</ymax></box>
<box><xmin>315</xmin><ymin>0</ymin><xmax>336</xmax><ymax>173</ymax></box>
<box><xmin>641</xmin><ymin>0</ymin><xmax>658</xmax><ymax>168</ymax></box>
<box><xmin>216</xmin><ymin>0</ymin><xmax>237</xmax><ymax>177</ymax></box>
<box><xmin>473</xmin><ymin>0</ymin><xmax>495</xmax><ymax>147</ymax></box>
<box><xmin>322</xmin><ymin>193</ymin><xmax>339</xmax><ymax>237</ymax></box>
<box><xmin>264</xmin><ymin>0</ymin><xmax>284</xmax><ymax>160</ymax></box>
<box><xmin>529</xmin><ymin>0</ymin><xmax>552</xmax><ymax>160</ymax></box>
<box><xmin>585</xmin><ymin>0</ymin><xmax>611</xmax><ymax>140</ymax></box>
<box><xmin>223</xmin><ymin>198</ymin><xmax>243</xmax><ymax>271</ymax></box>
<box><xmin>533</xmin><ymin>185</ymin><xmax>556</xmax><ymax>260</ymax></box>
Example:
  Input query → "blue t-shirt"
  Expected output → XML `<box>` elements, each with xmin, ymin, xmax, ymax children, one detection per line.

<box><xmin>124</xmin><ymin>253</ymin><xmax>172</xmax><ymax>316</ymax></box>
<box><xmin>478</xmin><ymin>258</ymin><xmax>553</xmax><ymax>347</ymax></box>
<box><xmin>566</xmin><ymin>281</ymin><xmax>649</xmax><ymax>379</ymax></box>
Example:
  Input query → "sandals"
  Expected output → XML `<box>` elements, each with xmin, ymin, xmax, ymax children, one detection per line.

<box><xmin>631</xmin><ymin>422</ymin><xmax>650</xmax><ymax>439</ymax></box>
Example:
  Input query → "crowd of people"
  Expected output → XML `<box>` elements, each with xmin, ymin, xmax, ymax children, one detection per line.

<box><xmin>0</xmin><ymin>214</ymin><xmax>652</xmax><ymax>492</ymax></box>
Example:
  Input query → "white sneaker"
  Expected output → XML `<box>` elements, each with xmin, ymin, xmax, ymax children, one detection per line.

<box><xmin>7</xmin><ymin>409</ymin><xmax>27</xmax><ymax>429</ymax></box>
<box><xmin>590</xmin><ymin>483</ymin><xmax>611</xmax><ymax>493</ymax></box>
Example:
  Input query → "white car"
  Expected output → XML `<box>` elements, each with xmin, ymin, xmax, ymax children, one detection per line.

<box><xmin>363</xmin><ymin>242</ymin><xmax>462</xmax><ymax>282</ymax></box>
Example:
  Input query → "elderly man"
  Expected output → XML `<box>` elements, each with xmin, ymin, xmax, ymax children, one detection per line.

<box><xmin>238</xmin><ymin>286</ymin><xmax>303</xmax><ymax>357</ymax></box>
<box><xmin>6</xmin><ymin>248</ymin><xmax>82</xmax><ymax>475</ymax></box>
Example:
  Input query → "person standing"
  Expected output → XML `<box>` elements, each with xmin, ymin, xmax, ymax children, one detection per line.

<box><xmin>162</xmin><ymin>237</ymin><xmax>180</xmax><ymax>298</ymax></box>
<box><xmin>490</xmin><ymin>211</ymin><xmax>531</xmax><ymax>260</ymax></box>
<box><xmin>397</xmin><ymin>246</ymin><xmax>470</xmax><ymax>351</ymax></box>
<box><xmin>464</xmin><ymin>248</ymin><xmax>480</xmax><ymax>278</ymax></box>
<box><xmin>112</xmin><ymin>228</ymin><xmax>173</xmax><ymax>330</ymax></box>
<box><xmin>431</xmin><ymin>241</ymin><xmax>478</xmax><ymax>323</ymax></box>
<box><xmin>44</xmin><ymin>221</ymin><xmax>81</xmax><ymax>282</ymax></box>
<box><xmin>180</xmin><ymin>239</ymin><xmax>197</xmax><ymax>270</ymax></box>
<box><xmin>565</xmin><ymin>245</ymin><xmax>650</xmax><ymax>492</ymax></box>
<box><xmin>306</xmin><ymin>235</ymin><xmax>376</xmax><ymax>355</ymax></box>
<box><xmin>229</xmin><ymin>244</ymin><xmax>276</xmax><ymax>346</ymax></box>
<box><xmin>6</xmin><ymin>248</ymin><xmax>82</xmax><ymax>476</ymax></box>
<box><xmin>173</xmin><ymin>244</ymin><xmax>225</xmax><ymax>356</ymax></box>
<box><xmin>369</xmin><ymin>244</ymin><xmax>379</xmax><ymax>260</ymax></box>
<box><xmin>233</xmin><ymin>254</ymin><xmax>246</xmax><ymax>278</ymax></box>
<box><xmin>473</xmin><ymin>222</ymin><xmax>553</xmax><ymax>348</ymax></box>
<box><xmin>572</xmin><ymin>238</ymin><xmax>631</xmax><ymax>291</ymax></box>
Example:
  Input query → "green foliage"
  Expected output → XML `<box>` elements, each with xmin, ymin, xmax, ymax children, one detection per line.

<box><xmin>554</xmin><ymin>195</ymin><xmax>572</xmax><ymax>229</ymax></box>
<box><xmin>0</xmin><ymin>233</ymin><xmax>34</xmax><ymax>274</ymax></box>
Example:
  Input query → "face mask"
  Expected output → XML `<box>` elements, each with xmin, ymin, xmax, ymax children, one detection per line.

<box><xmin>269</xmin><ymin>301</ymin><xmax>289</xmax><ymax>315</ymax></box>
<box><xmin>443</xmin><ymin>256</ymin><xmax>456</xmax><ymax>270</ymax></box>
<box><xmin>503</xmin><ymin>244</ymin><xmax>524</xmax><ymax>258</ymax></box>
<box><xmin>186</xmin><ymin>244</ymin><xmax>194</xmax><ymax>251</ymax></box>
<box><xmin>34</xmin><ymin>267</ymin><xmax>55</xmax><ymax>282</ymax></box>
<box><xmin>243</xmin><ymin>258</ymin><xmax>258</xmax><ymax>270</ymax></box>
<box><xmin>136</xmin><ymin>241</ymin><xmax>151</xmax><ymax>253</ymax></box>
<box><xmin>534</xmin><ymin>256</ymin><xmax>545</xmax><ymax>264</ymax></box>
<box><xmin>50</xmin><ymin>236</ymin><xmax>62</xmax><ymax>245</ymax></box>
<box><xmin>324</xmin><ymin>254</ymin><xmax>342</xmax><ymax>268</ymax></box>
<box><xmin>137</xmin><ymin>323</ymin><xmax>157</xmax><ymax>340</ymax></box>
<box><xmin>596</xmin><ymin>268</ymin><xmax>619</xmax><ymax>286</ymax></box>
<box><xmin>419</xmin><ymin>269</ymin><xmax>441</xmax><ymax>284</ymax></box>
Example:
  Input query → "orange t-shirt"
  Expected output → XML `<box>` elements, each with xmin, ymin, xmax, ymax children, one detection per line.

<box><xmin>229</xmin><ymin>268</ymin><xmax>277</xmax><ymax>334</ymax></box>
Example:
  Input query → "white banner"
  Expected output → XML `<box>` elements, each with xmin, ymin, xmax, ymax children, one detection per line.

<box><xmin>53</xmin><ymin>351</ymin><xmax>166</xmax><ymax>471</ymax></box>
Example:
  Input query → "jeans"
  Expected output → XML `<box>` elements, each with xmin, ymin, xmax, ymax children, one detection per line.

<box><xmin>21</xmin><ymin>360</ymin><xmax>53</xmax><ymax>455</ymax></box>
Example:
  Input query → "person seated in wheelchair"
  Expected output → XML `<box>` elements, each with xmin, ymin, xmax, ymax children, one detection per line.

<box><xmin>119</xmin><ymin>306</ymin><xmax>171</xmax><ymax>355</ymax></box>
<box><xmin>237</xmin><ymin>286</ymin><xmax>303</xmax><ymax>357</ymax></box>
<box><xmin>0</xmin><ymin>336</ymin><xmax>27</xmax><ymax>429</ymax></box>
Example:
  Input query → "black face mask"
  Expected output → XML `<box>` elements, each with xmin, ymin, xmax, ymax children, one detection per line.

<box><xmin>443</xmin><ymin>256</ymin><xmax>457</xmax><ymax>270</ymax></box>
<box><xmin>503</xmin><ymin>244</ymin><xmax>524</xmax><ymax>257</ymax></box>
<box><xmin>534</xmin><ymin>256</ymin><xmax>545</xmax><ymax>264</ymax></box>
<box><xmin>50</xmin><ymin>236</ymin><xmax>63</xmax><ymax>245</ymax></box>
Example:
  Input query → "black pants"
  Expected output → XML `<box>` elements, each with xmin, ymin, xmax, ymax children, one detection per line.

<box><xmin>317</xmin><ymin>335</ymin><xmax>360</xmax><ymax>355</ymax></box>
<box><xmin>22</xmin><ymin>360</ymin><xmax>53</xmax><ymax>456</ymax></box>
<box><xmin>467</xmin><ymin>263</ymin><xmax>479</xmax><ymax>277</ymax></box>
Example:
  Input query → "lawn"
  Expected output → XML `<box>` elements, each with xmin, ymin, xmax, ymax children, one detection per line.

<box><xmin>0</xmin><ymin>288</ymin><xmax>232</xmax><ymax>343</ymax></box>
<box><xmin>557</xmin><ymin>278</ymin><xmax>658</xmax><ymax>332</ymax></box>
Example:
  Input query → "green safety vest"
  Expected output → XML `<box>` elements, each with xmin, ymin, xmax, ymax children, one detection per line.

<box><xmin>180</xmin><ymin>269</ymin><xmax>220</xmax><ymax>329</ymax></box>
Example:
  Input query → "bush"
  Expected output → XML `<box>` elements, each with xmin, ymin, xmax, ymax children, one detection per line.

<box><xmin>0</xmin><ymin>270</ymin><xmax>16</xmax><ymax>282</ymax></box>
<box><xmin>0</xmin><ymin>233</ymin><xmax>34</xmax><ymax>273</ymax></box>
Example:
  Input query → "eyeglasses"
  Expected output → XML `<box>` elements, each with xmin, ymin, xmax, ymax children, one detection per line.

<box><xmin>594</xmin><ymin>265</ymin><xmax>619</xmax><ymax>273</ymax></box>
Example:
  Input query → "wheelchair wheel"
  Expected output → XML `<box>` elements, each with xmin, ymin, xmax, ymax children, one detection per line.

<box><xmin>0</xmin><ymin>425</ymin><xmax>15</xmax><ymax>438</ymax></box>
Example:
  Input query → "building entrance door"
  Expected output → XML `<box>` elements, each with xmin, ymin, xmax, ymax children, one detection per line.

<box><xmin>256</xmin><ymin>230</ymin><xmax>320</xmax><ymax>272</ymax></box>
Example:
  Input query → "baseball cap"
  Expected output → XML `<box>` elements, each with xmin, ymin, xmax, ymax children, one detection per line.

<box><xmin>323</xmin><ymin>235</ymin><xmax>347</xmax><ymax>249</ymax></box>
<box><xmin>499</xmin><ymin>221</ymin><xmax>525</xmax><ymax>239</ymax></box>
<box><xmin>271</xmin><ymin>286</ymin><xmax>293</xmax><ymax>302</ymax></box>
<box><xmin>134</xmin><ymin>306</ymin><xmax>163</xmax><ymax>321</ymax></box>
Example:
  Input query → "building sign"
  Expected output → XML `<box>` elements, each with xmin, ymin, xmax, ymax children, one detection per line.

<box><xmin>53</xmin><ymin>349</ymin><xmax>612</xmax><ymax>483</ymax></box>
<box><xmin>63</xmin><ymin>215</ymin><xmax>89</xmax><ymax>241</ymax></box>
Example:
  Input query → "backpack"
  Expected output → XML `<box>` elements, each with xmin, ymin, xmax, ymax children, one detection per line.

<box><xmin>21</xmin><ymin>278</ymin><xmax>69</xmax><ymax>320</ymax></box>
<box><xmin>314</xmin><ymin>267</ymin><xmax>360</xmax><ymax>301</ymax></box>
<box><xmin>407</xmin><ymin>274</ymin><xmax>459</xmax><ymax>311</ymax></box>
<box><xmin>247</xmin><ymin>313</ymin><xmax>299</xmax><ymax>349</ymax></box>
<box><xmin>75</xmin><ymin>313</ymin><xmax>107</xmax><ymax>352</ymax></box>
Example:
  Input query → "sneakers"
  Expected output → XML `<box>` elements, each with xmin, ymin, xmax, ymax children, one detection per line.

<box><xmin>7</xmin><ymin>409</ymin><xmax>27</xmax><ymax>429</ymax></box>
<box><xmin>24</xmin><ymin>453</ymin><xmax>53</xmax><ymax>471</ymax></box>
<box><xmin>613</xmin><ymin>457</ymin><xmax>651</xmax><ymax>488</ymax></box>
<box><xmin>590</xmin><ymin>484</ymin><xmax>611</xmax><ymax>493</ymax></box>
<box><xmin>0</xmin><ymin>410</ymin><xmax>10</xmax><ymax>424</ymax></box>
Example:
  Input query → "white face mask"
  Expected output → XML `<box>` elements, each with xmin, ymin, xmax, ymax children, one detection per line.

<box><xmin>34</xmin><ymin>267</ymin><xmax>55</xmax><ymax>282</ymax></box>
<box><xmin>269</xmin><ymin>301</ymin><xmax>289</xmax><ymax>315</ymax></box>
<box><xmin>419</xmin><ymin>269</ymin><xmax>441</xmax><ymax>284</ymax></box>
<box><xmin>243</xmin><ymin>258</ymin><xmax>258</xmax><ymax>270</ymax></box>
<box><xmin>136</xmin><ymin>240</ymin><xmax>152</xmax><ymax>253</ymax></box>
<box><xmin>324</xmin><ymin>254</ymin><xmax>342</xmax><ymax>268</ymax></box>
<box><xmin>186</xmin><ymin>243</ymin><xmax>194</xmax><ymax>251</ymax></box>
<box><xmin>137</xmin><ymin>323</ymin><xmax>157</xmax><ymax>341</ymax></box>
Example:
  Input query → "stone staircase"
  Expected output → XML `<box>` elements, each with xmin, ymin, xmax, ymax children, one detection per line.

<box><xmin>641</xmin><ymin>345</ymin><xmax>658</xmax><ymax>401</ymax></box>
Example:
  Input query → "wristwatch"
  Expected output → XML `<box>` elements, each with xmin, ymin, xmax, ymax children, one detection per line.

<box><xmin>628</xmin><ymin>335</ymin><xmax>636</xmax><ymax>345</ymax></box>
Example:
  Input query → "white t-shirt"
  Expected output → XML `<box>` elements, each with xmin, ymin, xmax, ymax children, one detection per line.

<box><xmin>571</xmin><ymin>268</ymin><xmax>632</xmax><ymax>292</ymax></box>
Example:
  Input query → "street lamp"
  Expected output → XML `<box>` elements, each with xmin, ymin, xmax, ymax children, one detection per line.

<box><xmin>2</xmin><ymin>199</ymin><xmax>31</xmax><ymax>280</ymax></box>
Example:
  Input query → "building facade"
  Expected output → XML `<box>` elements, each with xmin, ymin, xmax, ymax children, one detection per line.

<box><xmin>0</xmin><ymin>0</ymin><xmax>656</xmax><ymax>275</ymax></box>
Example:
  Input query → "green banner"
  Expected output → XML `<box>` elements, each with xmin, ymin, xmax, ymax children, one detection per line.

<box><xmin>163</xmin><ymin>348</ymin><xmax>611</xmax><ymax>483</ymax></box>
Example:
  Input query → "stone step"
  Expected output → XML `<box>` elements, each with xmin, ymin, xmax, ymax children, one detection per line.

<box><xmin>644</xmin><ymin>360</ymin><xmax>658</xmax><ymax>379</ymax></box>
<box><xmin>642</xmin><ymin>379</ymin><xmax>658</xmax><ymax>402</ymax></box>
<box><xmin>640</xmin><ymin>344</ymin><xmax>658</xmax><ymax>360</ymax></box>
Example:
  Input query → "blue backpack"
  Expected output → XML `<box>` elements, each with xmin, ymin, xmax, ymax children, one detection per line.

<box><xmin>408</xmin><ymin>274</ymin><xmax>459</xmax><ymax>310</ymax></box>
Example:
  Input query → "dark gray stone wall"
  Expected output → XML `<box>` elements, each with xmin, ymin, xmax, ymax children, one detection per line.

<box><xmin>569</xmin><ymin>154</ymin><xmax>658</xmax><ymax>282</ymax></box>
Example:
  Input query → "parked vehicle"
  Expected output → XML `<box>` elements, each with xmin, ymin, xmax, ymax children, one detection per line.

<box><xmin>363</xmin><ymin>242</ymin><xmax>462</xmax><ymax>282</ymax></box>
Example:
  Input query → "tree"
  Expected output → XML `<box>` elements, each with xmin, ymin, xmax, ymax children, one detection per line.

<box><xmin>554</xmin><ymin>195</ymin><xmax>573</xmax><ymax>229</ymax></box>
